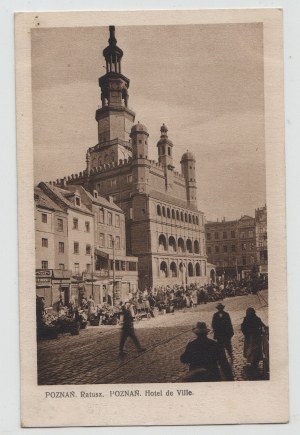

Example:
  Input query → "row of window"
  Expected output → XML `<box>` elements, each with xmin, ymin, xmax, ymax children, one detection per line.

<box><xmin>98</xmin><ymin>209</ymin><xmax>120</xmax><ymax>227</ymax></box>
<box><xmin>214</xmin><ymin>256</ymin><xmax>255</xmax><ymax>267</ymax></box>
<box><xmin>72</xmin><ymin>218</ymin><xmax>91</xmax><ymax>232</ymax></box>
<box><xmin>40</xmin><ymin>259</ymin><xmax>138</xmax><ymax>273</ymax></box>
<box><xmin>206</xmin><ymin>230</ymin><xmax>254</xmax><ymax>240</ymax></box>
<box><xmin>159</xmin><ymin>261</ymin><xmax>202</xmax><ymax>278</ymax></box>
<box><xmin>96</xmin><ymin>175</ymin><xmax>132</xmax><ymax>191</ymax></box>
<box><xmin>158</xmin><ymin>235</ymin><xmax>201</xmax><ymax>254</ymax></box>
<box><xmin>207</xmin><ymin>242</ymin><xmax>255</xmax><ymax>254</ymax></box>
<box><xmin>157</xmin><ymin>205</ymin><xmax>200</xmax><ymax>225</ymax></box>
<box><xmin>98</xmin><ymin>234</ymin><xmax>121</xmax><ymax>249</ymax></box>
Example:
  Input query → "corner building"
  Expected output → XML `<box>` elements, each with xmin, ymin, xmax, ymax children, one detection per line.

<box><xmin>58</xmin><ymin>26</ymin><xmax>208</xmax><ymax>289</ymax></box>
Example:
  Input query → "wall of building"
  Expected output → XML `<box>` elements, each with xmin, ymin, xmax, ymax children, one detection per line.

<box><xmin>67</xmin><ymin>209</ymin><xmax>94</xmax><ymax>276</ymax></box>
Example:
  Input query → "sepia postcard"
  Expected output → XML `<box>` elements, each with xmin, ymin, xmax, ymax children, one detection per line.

<box><xmin>16</xmin><ymin>9</ymin><xmax>288</xmax><ymax>427</ymax></box>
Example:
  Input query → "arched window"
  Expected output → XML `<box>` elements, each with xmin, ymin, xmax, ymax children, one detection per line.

<box><xmin>160</xmin><ymin>261</ymin><xmax>168</xmax><ymax>278</ymax></box>
<box><xmin>168</xmin><ymin>147</ymin><xmax>171</xmax><ymax>156</ymax></box>
<box><xmin>162</xmin><ymin>206</ymin><xmax>166</xmax><ymax>217</ymax></box>
<box><xmin>167</xmin><ymin>208</ymin><xmax>171</xmax><ymax>218</ymax></box>
<box><xmin>192</xmin><ymin>215</ymin><xmax>195</xmax><ymax>224</ymax></box>
<box><xmin>196</xmin><ymin>216</ymin><xmax>199</xmax><ymax>225</ymax></box>
<box><xmin>195</xmin><ymin>263</ymin><xmax>201</xmax><ymax>276</ymax></box>
<box><xmin>157</xmin><ymin>205</ymin><xmax>161</xmax><ymax>216</ymax></box>
<box><xmin>188</xmin><ymin>214</ymin><xmax>192</xmax><ymax>223</ymax></box>
<box><xmin>178</xmin><ymin>238</ymin><xmax>185</xmax><ymax>253</ymax></box>
<box><xmin>186</xmin><ymin>239</ymin><xmax>192</xmax><ymax>253</ymax></box>
<box><xmin>169</xmin><ymin>236</ymin><xmax>176</xmax><ymax>252</ymax></box>
<box><xmin>185</xmin><ymin>213</ymin><xmax>188</xmax><ymax>222</ymax></box>
<box><xmin>158</xmin><ymin>234</ymin><xmax>167</xmax><ymax>252</ymax></box>
<box><xmin>180</xmin><ymin>211</ymin><xmax>184</xmax><ymax>222</ymax></box>
<box><xmin>170</xmin><ymin>262</ymin><xmax>177</xmax><ymax>277</ymax></box>
<box><xmin>194</xmin><ymin>240</ymin><xmax>200</xmax><ymax>254</ymax></box>
<box><xmin>171</xmin><ymin>209</ymin><xmax>175</xmax><ymax>219</ymax></box>
<box><xmin>188</xmin><ymin>263</ymin><xmax>194</xmax><ymax>277</ymax></box>
<box><xmin>176</xmin><ymin>210</ymin><xmax>180</xmax><ymax>220</ymax></box>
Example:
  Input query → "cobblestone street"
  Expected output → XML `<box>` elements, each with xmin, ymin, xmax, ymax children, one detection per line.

<box><xmin>37</xmin><ymin>291</ymin><xmax>268</xmax><ymax>385</ymax></box>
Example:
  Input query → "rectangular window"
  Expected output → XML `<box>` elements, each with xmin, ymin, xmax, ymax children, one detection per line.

<box><xmin>207</xmin><ymin>246</ymin><xmax>211</xmax><ymax>254</ymax></box>
<box><xmin>115</xmin><ymin>236</ymin><xmax>120</xmax><ymax>249</ymax></box>
<box><xmin>41</xmin><ymin>261</ymin><xmax>48</xmax><ymax>269</ymax></box>
<box><xmin>242</xmin><ymin>256</ymin><xmax>247</xmax><ymax>266</ymax></box>
<box><xmin>242</xmin><ymin>243</ymin><xmax>247</xmax><ymax>251</ymax></box>
<box><xmin>85</xmin><ymin>221</ymin><xmax>90</xmax><ymax>232</ymax></box>
<box><xmin>231</xmin><ymin>245</ymin><xmax>236</xmax><ymax>252</ymax></box>
<box><xmin>223</xmin><ymin>232</ymin><xmax>227</xmax><ymax>239</ymax></box>
<box><xmin>115</xmin><ymin>215</ymin><xmax>120</xmax><ymax>227</ymax></box>
<box><xmin>73</xmin><ymin>218</ymin><xmax>78</xmax><ymax>229</ymax></box>
<box><xmin>75</xmin><ymin>197</ymin><xmax>81</xmax><ymax>206</ymax></box>
<box><xmin>59</xmin><ymin>242</ymin><xmax>64</xmax><ymax>253</ymax></box>
<box><xmin>74</xmin><ymin>242</ymin><xmax>79</xmax><ymax>254</ymax></box>
<box><xmin>86</xmin><ymin>244</ymin><xmax>91</xmax><ymax>255</ymax></box>
<box><xmin>108</xmin><ymin>235</ymin><xmax>113</xmax><ymax>248</ymax></box>
<box><xmin>108</xmin><ymin>212</ymin><xmax>112</xmax><ymax>226</ymax></box>
<box><xmin>207</xmin><ymin>233</ymin><xmax>211</xmax><ymax>241</ymax></box>
<box><xmin>86</xmin><ymin>264</ymin><xmax>91</xmax><ymax>273</ymax></box>
<box><xmin>128</xmin><ymin>261</ymin><xmax>137</xmax><ymax>271</ymax></box>
<box><xmin>74</xmin><ymin>263</ymin><xmax>79</xmax><ymax>275</ymax></box>
<box><xmin>41</xmin><ymin>213</ymin><xmax>47</xmax><ymax>223</ymax></box>
<box><xmin>214</xmin><ymin>232</ymin><xmax>219</xmax><ymax>240</ymax></box>
<box><xmin>42</xmin><ymin>238</ymin><xmax>48</xmax><ymax>247</ymax></box>
<box><xmin>99</xmin><ymin>208</ymin><xmax>104</xmax><ymax>223</ymax></box>
<box><xmin>241</xmin><ymin>232</ymin><xmax>245</xmax><ymax>239</ymax></box>
<box><xmin>231</xmin><ymin>231</ymin><xmax>235</xmax><ymax>238</ymax></box>
<box><xmin>99</xmin><ymin>233</ymin><xmax>105</xmax><ymax>247</ymax></box>
<box><xmin>223</xmin><ymin>245</ymin><xmax>228</xmax><ymax>253</ymax></box>
<box><xmin>59</xmin><ymin>263</ymin><xmax>65</xmax><ymax>270</ymax></box>
<box><xmin>57</xmin><ymin>218</ymin><xmax>63</xmax><ymax>232</ymax></box>
<box><xmin>215</xmin><ymin>246</ymin><xmax>219</xmax><ymax>253</ymax></box>
<box><xmin>127</xmin><ymin>175</ymin><xmax>132</xmax><ymax>183</ymax></box>
<box><xmin>249</xmin><ymin>230</ymin><xmax>254</xmax><ymax>238</ymax></box>
<box><xmin>111</xmin><ymin>179</ymin><xmax>117</xmax><ymax>187</ymax></box>
<box><xmin>96</xmin><ymin>183</ymin><xmax>101</xmax><ymax>191</ymax></box>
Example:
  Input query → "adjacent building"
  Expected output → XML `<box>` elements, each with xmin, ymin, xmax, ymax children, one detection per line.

<box><xmin>51</xmin><ymin>26</ymin><xmax>209</xmax><ymax>289</ymax></box>
<box><xmin>205</xmin><ymin>207</ymin><xmax>268</xmax><ymax>280</ymax></box>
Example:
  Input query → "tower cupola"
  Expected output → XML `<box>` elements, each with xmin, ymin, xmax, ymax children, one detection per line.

<box><xmin>130</xmin><ymin>121</ymin><xmax>149</xmax><ymax>159</ymax></box>
<box><xmin>157</xmin><ymin>124</ymin><xmax>174</xmax><ymax>169</ymax></box>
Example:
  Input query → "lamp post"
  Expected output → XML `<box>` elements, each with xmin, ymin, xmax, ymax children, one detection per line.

<box><xmin>90</xmin><ymin>254</ymin><xmax>94</xmax><ymax>298</ymax></box>
<box><xmin>112</xmin><ymin>237</ymin><xmax>115</xmax><ymax>306</ymax></box>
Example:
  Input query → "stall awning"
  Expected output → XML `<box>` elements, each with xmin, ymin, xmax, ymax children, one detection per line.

<box><xmin>94</xmin><ymin>248</ymin><xmax>109</xmax><ymax>259</ymax></box>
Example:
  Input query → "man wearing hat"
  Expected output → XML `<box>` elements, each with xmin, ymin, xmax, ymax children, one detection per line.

<box><xmin>212</xmin><ymin>303</ymin><xmax>234</xmax><ymax>359</ymax></box>
<box><xmin>180</xmin><ymin>322</ymin><xmax>233</xmax><ymax>381</ymax></box>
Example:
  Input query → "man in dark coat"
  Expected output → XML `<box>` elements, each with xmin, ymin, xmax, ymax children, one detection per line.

<box><xmin>180</xmin><ymin>322</ymin><xmax>233</xmax><ymax>382</ymax></box>
<box><xmin>119</xmin><ymin>302</ymin><xmax>146</xmax><ymax>355</ymax></box>
<box><xmin>212</xmin><ymin>303</ymin><xmax>234</xmax><ymax>359</ymax></box>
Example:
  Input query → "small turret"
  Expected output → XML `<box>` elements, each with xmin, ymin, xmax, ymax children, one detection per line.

<box><xmin>157</xmin><ymin>124</ymin><xmax>174</xmax><ymax>169</ymax></box>
<box><xmin>181</xmin><ymin>150</ymin><xmax>197</xmax><ymax>208</ymax></box>
<box><xmin>130</xmin><ymin>121</ymin><xmax>149</xmax><ymax>159</ymax></box>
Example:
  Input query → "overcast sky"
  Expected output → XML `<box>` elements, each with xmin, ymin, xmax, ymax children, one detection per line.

<box><xmin>32</xmin><ymin>23</ymin><xmax>265</xmax><ymax>221</ymax></box>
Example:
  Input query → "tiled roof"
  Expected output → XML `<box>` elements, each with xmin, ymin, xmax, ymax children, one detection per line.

<box><xmin>66</xmin><ymin>184</ymin><xmax>123</xmax><ymax>213</ymax></box>
<box><xmin>39</xmin><ymin>183</ymin><xmax>93</xmax><ymax>215</ymax></box>
<box><xmin>34</xmin><ymin>187</ymin><xmax>65</xmax><ymax>212</ymax></box>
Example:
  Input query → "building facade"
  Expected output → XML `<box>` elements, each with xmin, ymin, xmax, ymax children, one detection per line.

<box><xmin>34</xmin><ymin>187</ymin><xmax>71</xmax><ymax>308</ymax></box>
<box><xmin>205</xmin><ymin>207</ymin><xmax>268</xmax><ymax>280</ymax></box>
<box><xmin>50</xmin><ymin>26</ymin><xmax>209</xmax><ymax>289</ymax></box>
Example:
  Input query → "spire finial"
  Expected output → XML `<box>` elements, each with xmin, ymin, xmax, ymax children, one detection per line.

<box><xmin>160</xmin><ymin>123</ymin><xmax>168</xmax><ymax>137</ymax></box>
<box><xmin>109</xmin><ymin>25</ymin><xmax>117</xmax><ymax>45</ymax></box>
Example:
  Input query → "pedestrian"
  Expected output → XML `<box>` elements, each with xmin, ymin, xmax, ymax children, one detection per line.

<box><xmin>119</xmin><ymin>302</ymin><xmax>146</xmax><ymax>355</ymax></box>
<box><xmin>180</xmin><ymin>322</ymin><xmax>233</xmax><ymax>382</ymax></box>
<box><xmin>241</xmin><ymin>307</ymin><xmax>266</xmax><ymax>373</ymax></box>
<box><xmin>87</xmin><ymin>295</ymin><xmax>95</xmax><ymax>319</ymax></box>
<box><xmin>212</xmin><ymin>303</ymin><xmax>234</xmax><ymax>359</ymax></box>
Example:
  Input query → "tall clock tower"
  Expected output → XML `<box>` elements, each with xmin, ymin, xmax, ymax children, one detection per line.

<box><xmin>89</xmin><ymin>26</ymin><xmax>136</xmax><ymax>169</ymax></box>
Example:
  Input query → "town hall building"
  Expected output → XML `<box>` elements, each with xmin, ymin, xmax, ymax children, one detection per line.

<box><xmin>50</xmin><ymin>26</ymin><xmax>209</xmax><ymax>290</ymax></box>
